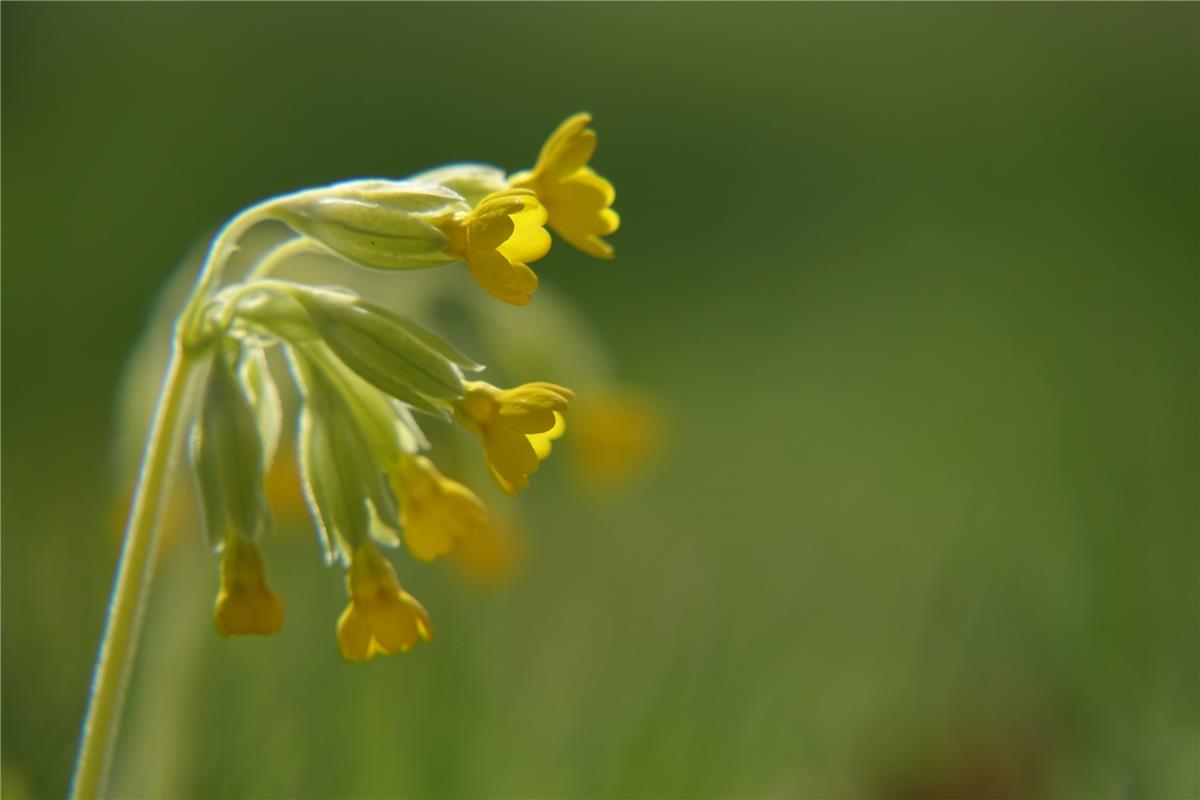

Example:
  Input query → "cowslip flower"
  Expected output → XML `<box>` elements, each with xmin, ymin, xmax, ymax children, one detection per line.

<box><xmin>392</xmin><ymin>455</ymin><xmax>487</xmax><ymax>562</ymax></box>
<box><xmin>214</xmin><ymin>536</ymin><xmax>285</xmax><ymax>637</ymax></box>
<box><xmin>337</xmin><ymin>542</ymin><xmax>433</xmax><ymax>662</ymax></box>
<box><xmin>509</xmin><ymin>113</ymin><xmax>619</xmax><ymax>259</ymax></box>
<box><xmin>439</xmin><ymin>189</ymin><xmax>550</xmax><ymax>306</ymax></box>
<box><xmin>454</xmin><ymin>380</ymin><xmax>573</xmax><ymax>495</ymax></box>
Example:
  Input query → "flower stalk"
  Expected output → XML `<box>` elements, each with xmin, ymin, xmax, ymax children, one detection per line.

<box><xmin>70</xmin><ymin>345</ymin><xmax>201</xmax><ymax>799</ymax></box>
<box><xmin>72</xmin><ymin>200</ymin><xmax>273</xmax><ymax>799</ymax></box>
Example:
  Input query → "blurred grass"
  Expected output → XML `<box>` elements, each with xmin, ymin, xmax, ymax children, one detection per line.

<box><xmin>2</xmin><ymin>3</ymin><xmax>1197</xmax><ymax>798</ymax></box>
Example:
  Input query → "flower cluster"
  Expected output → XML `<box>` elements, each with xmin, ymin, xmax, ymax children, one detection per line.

<box><xmin>185</xmin><ymin>114</ymin><xmax>618</xmax><ymax>660</ymax></box>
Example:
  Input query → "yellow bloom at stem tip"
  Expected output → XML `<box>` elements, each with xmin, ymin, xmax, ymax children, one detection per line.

<box><xmin>440</xmin><ymin>189</ymin><xmax>551</xmax><ymax>306</ymax></box>
<box><xmin>509</xmin><ymin>113</ymin><xmax>620</xmax><ymax>259</ymax></box>
<box><xmin>214</xmin><ymin>536</ymin><xmax>284</xmax><ymax>637</ymax></box>
<box><xmin>337</xmin><ymin>542</ymin><xmax>433</xmax><ymax>662</ymax></box>
<box><xmin>455</xmin><ymin>380</ymin><xmax>573</xmax><ymax>496</ymax></box>
<box><xmin>392</xmin><ymin>455</ymin><xmax>487</xmax><ymax>562</ymax></box>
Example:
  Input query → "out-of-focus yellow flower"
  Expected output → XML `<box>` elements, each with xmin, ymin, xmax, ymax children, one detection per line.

<box><xmin>454</xmin><ymin>380</ymin><xmax>573</xmax><ymax>495</ymax></box>
<box><xmin>509</xmin><ymin>113</ymin><xmax>619</xmax><ymax>259</ymax></box>
<box><xmin>214</xmin><ymin>536</ymin><xmax>285</xmax><ymax>637</ymax></box>
<box><xmin>337</xmin><ymin>542</ymin><xmax>432</xmax><ymax>661</ymax></box>
<box><xmin>452</xmin><ymin>519</ymin><xmax>526</xmax><ymax>587</ymax></box>
<box><xmin>392</xmin><ymin>455</ymin><xmax>487</xmax><ymax>562</ymax></box>
<box><xmin>570</xmin><ymin>388</ymin><xmax>664</xmax><ymax>491</ymax></box>
<box><xmin>439</xmin><ymin>189</ymin><xmax>550</xmax><ymax>306</ymax></box>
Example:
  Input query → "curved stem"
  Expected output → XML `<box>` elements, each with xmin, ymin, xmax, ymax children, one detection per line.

<box><xmin>71</xmin><ymin>188</ymin><xmax>315</xmax><ymax>797</ymax></box>
<box><xmin>71</xmin><ymin>194</ymin><xmax>288</xmax><ymax>797</ymax></box>
<box><xmin>70</xmin><ymin>345</ymin><xmax>203</xmax><ymax>799</ymax></box>
<box><xmin>179</xmin><ymin>198</ymin><xmax>282</xmax><ymax>347</ymax></box>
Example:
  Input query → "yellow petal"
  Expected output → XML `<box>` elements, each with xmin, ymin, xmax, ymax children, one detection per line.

<box><xmin>502</xmin><ymin>406</ymin><xmax>557</xmax><ymax>434</ymax></box>
<box><xmin>468</xmin><ymin>212</ymin><xmax>517</xmax><ymax>252</ymax></box>
<box><xmin>466</xmin><ymin>249</ymin><xmax>517</xmax><ymax>298</ymax></box>
<box><xmin>497</xmin><ymin>204</ymin><xmax>551</xmax><ymax>265</ymax></box>
<box><xmin>506</xmin><ymin>263</ymin><xmax>539</xmax><ymax>296</ymax></box>
<box><xmin>484</xmin><ymin>424</ymin><xmax>540</xmax><ymax>486</ymax></box>
<box><xmin>337</xmin><ymin>605</ymin><xmax>374</xmax><ymax>661</ymax></box>
<box><xmin>369</xmin><ymin>599</ymin><xmax>425</xmax><ymax>654</ymax></box>
<box><xmin>529</xmin><ymin>411</ymin><xmax>566</xmax><ymax>460</ymax></box>
<box><xmin>536</xmin><ymin>113</ymin><xmax>595</xmax><ymax>179</ymax></box>
<box><xmin>487</xmin><ymin>462</ymin><xmax>525</xmax><ymax>496</ymax></box>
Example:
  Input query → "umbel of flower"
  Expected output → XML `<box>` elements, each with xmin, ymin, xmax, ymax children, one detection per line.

<box><xmin>171</xmin><ymin>114</ymin><xmax>612</xmax><ymax>661</ymax></box>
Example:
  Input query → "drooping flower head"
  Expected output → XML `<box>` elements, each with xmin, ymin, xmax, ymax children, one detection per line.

<box><xmin>439</xmin><ymin>189</ymin><xmax>551</xmax><ymax>306</ymax></box>
<box><xmin>392</xmin><ymin>455</ymin><xmax>487</xmax><ymax>562</ymax></box>
<box><xmin>165</xmin><ymin>114</ymin><xmax>620</xmax><ymax>665</ymax></box>
<box><xmin>509</xmin><ymin>113</ymin><xmax>620</xmax><ymax>259</ymax></box>
<box><xmin>214</xmin><ymin>536</ymin><xmax>285</xmax><ymax>637</ymax></box>
<box><xmin>455</xmin><ymin>380</ymin><xmax>573</xmax><ymax>495</ymax></box>
<box><xmin>337</xmin><ymin>542</ymin><xmax>433</xmax><ymax>662</ymax></box>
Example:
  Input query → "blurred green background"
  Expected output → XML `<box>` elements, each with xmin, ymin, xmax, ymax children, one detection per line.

<box><xmin>3</xmin><ymin>3</ymin><xmax>1197</xmax><ymax>798</ymax></box>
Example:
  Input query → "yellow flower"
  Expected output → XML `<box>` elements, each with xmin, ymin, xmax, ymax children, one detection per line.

<box><xmin>440</xmin><ymin>188</ymin><xmax>551</xmax><ymax>306</ymax></box>
<box><xmin>337</xmin><ymin>542</ymin><xmax>432</xmax><ymax>662</ymax></box>
<box><xmin>454</xmin><ymin>380</ymin><xmax>573</xmax><ymax>495</ymax></box>
<box><xmin>392</xmin><ymin>455</ymin><xmax>487</xmax><ymax>562</ymax></box>
<box><xmin>214</xmin><ymin>536</ymin><xmax>285</xmax><ymax>637</ymax></box>
<box><xmin>509</xmin><ymin>113</ymin><xmax>620</xmax><ymax>259</ymax></box>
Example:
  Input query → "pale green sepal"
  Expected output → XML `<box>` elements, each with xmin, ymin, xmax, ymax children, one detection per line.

<box><xmin>407</xmin><ymin>164</ymin><xmax>508</xmax><ymax>207</ymax></box>
<box><xmin>276</xmin><ymin>179</ymin><xmax>467</xmax><ymax>272</ymax></box>
<box><xmin>295</xmin><ymin>289</ymin><xmax>465</xmax><ymax>408</ymax></box>
<box><xmin>292</xmin><ymin>357</ymin><xmax>371</xmax><ymax>563</ymax></box>
<box><xmin>301</xmin><ymin>341</ymin><xmax>429</xmax><ymax>461</ymax></box>
<box><xmin>191</xmin><ymin>343</ymin><xmax>273</xmax><ymax>549</ymax></box>
<box><xmin>239</xmin><ymin>346</ymin><xmax>282</xmax><ymax>469</ymax></box>
<box><xmin>367</xmin><ymin>499</ymin><xmax>402</xmax><ymax>549</ymax></box>
<box><xmin>190</xmin><ymin>425</ymin><xmax>227</xmax><ymax>552</ymax></box>
<box><xmin>234</xmin><ymin>289</ymin><xmax>321</xmax><ymax>343</ymax></box>
<box><xmin>359</xmin><ymin>300</ymin><xmax>484</xmax><ymax>372</ymax></box>
<box><xmin>288</xmin><ymin>346</ymin><xmax>404</xmax><ymax>563</ymax></box>
<box><xmin>391</xmin><ymin>399</ymin><xmax>429</xmax><ymax>452</ymax></box>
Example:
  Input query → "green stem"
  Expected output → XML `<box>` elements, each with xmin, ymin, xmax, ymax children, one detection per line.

<box><xmin>69</xmin><ymin>345</ymin><xmax>201</xmax><ymax>799</ymax></box>
<box><xmin>71</xmin><ymin>198</ymin><xmax>282</xmax><ymax>798</ymax></box>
